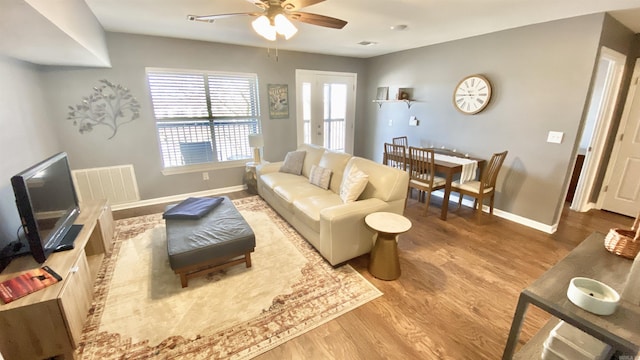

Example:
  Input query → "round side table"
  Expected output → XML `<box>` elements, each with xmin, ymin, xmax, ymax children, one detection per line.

<box><xmin>365</xmin><ymin>212</ymin><xmax>412</xmax><ymax>280</ymax></box>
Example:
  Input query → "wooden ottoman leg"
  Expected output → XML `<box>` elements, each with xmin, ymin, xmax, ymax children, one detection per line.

<box><xmin>180</xmin><ymin>273</ymin><xmax>188</xmax><ymax>288</ymax></box>
<box><xmin>246</xmin><ymin>251</ymin><xmax>252</xmax><ymax>268</ymax></box>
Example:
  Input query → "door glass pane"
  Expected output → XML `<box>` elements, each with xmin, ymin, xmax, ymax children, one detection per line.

<box><xmin>324</xmin><ymin>83</ymin><xmax>347</xmax><ymax>152</ymax></box>
<box><xmin>303</xmin><ymin>82</ymin><xmax>311</xmax><ymax>144</ymax></box>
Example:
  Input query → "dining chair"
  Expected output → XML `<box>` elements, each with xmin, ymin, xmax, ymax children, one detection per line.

<box><xmin>392</xmin><ymin>136</ymin><xmax>408</xmax><ymax>147</ymax></box>
<box><xmin>452</xmin><ymin>150</ymin><xmax>508</xmax><ymax>215</ymax></box>
<box><xmin>383</xmin><ymin>142</ymin><xmax>407</xmax><ymax>170</ymax></box>
<box><xmin>406</xmin><ymin>146</ymin><xmax>446</xmax><ymax>215</ymax></box>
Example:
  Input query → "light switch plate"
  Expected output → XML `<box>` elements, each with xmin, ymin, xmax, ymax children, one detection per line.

<box><xmin>547</xmin><ymin>131</ymin><xmax>564</xmax><ymax>144</ymax></box>
<box><xmin>388</xmin><ymin>119</ymin><xmax>393</xmax><ymax>126</ymax></box>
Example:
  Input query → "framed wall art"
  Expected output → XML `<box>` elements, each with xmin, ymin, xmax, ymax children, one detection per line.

<box><xmin>268</xmin><ymin>84</ymin><xmax>289</xmax><ymax>119</ymax></box>
<box><xmin>376</xmin><ymin>86</ymin><xmax>389</xmax><ymax>100</ymax></box>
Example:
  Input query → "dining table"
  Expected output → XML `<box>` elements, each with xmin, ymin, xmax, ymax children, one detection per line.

<box><xmin>383</xmin><ymin>148</ymin><xmax>486</xmax><ymax>220</ymax></box>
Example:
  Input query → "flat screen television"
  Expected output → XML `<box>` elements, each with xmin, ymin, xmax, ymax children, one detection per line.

<box><xmin>11</xmin><ymin>152</ymin><xmax>81</xmax><ymax>263</ymax></box>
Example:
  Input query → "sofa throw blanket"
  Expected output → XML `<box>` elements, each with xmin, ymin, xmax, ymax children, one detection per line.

<box><xmin>162</xmin><ymin>197</ymin><xmax>224</xmax><ymax>220</ymax></box>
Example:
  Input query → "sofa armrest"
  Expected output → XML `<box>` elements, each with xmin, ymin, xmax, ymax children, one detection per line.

<box><xmin>256</xmin><ymin>161</ymin><xmax>283</xmax><ymax>176</ymax></box>
<box><xmin>317</xmin><ymin>198</ymin><xmax>391</xmax><ymax>265</ymax></box>
<box><xmin>319</xmin><ymin>198</ymin><xmax>388</xmax><ymax>221</ymax></box>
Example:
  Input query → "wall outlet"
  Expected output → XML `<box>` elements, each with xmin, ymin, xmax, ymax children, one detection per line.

<box><xmin>202</xmin><ymin>172</ymin><xmax>209</xmax><ymax>180</ymax></box>
<box><xmin>388</xmin><ymin>119</ymin><xmax>393</xmax><ymax>126</ymax></box>
<box><xmin>547</xmin><ymin>131</ymin><xmax>564</xmax><ymax>144</ymax></box>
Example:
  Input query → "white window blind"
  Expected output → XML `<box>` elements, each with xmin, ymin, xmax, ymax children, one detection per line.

<box><xmin>146</xmin><ymin>69</ymin><xmax>261</xmax><ymax>168</ymax></box>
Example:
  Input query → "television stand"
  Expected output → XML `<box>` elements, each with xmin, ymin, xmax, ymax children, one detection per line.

<box><xmin>53</xmin><ymin>224</ymin><xmax>83</xmax><ymax>252</ymax></box>
<box><xmin>0</xmin><ymin>200</ymin><xmax>114</xmax><ymax>360</ymax></box>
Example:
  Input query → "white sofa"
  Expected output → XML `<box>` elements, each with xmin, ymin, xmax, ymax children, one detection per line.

<box><xmin>256</xmin><ymin>144</ymin><xmax>410</xmax><ymax>265</ymax></box>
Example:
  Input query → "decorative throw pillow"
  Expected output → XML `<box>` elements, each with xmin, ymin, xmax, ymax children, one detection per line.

<box><xmin>339</xmin><ymin>164</ymin><xmax>369</xmax><ymax>203</ymax></box>
<box><xmin>279</xmin><ymin>150</ymin><xmax>306</xmax><ymax>175</ymax></box>
<box><xmin>308</xmin><ymin>165</ymin><xmax>332</xmax><ymax>190</ymax></box>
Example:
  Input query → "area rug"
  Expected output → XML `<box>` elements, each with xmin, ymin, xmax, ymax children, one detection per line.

<box><xmin>76</xmin><ymin>196</ymin><xmax>382</xmax><ymax>359</ymax></box>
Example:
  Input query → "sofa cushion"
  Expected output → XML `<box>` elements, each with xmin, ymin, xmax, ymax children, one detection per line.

<box><xmin>298</xmin><ymin>143</ymin><xmax>326</xmax><ymax>178</ymax></box>
<box><xmin>261</xmin><ymin>172</ymin><xmax>308</xmax><ymax>190</ymax></box>
<box><xmin>274</xmin><ymin>182</ymin><xmax>332</xmax><ymax>205</ymax></box>
<box><xmin>339</xmin><ymin>163</ymin><xmax>369</xmax><ymax>203</ymax></box>
<box><xmin>280</xmin><ymin>150</ymin><xmax>306</xmax><ymax>175</ymax></box>
<box><xmin>308</xmin><ymin>165</ymin><xmax>332</xmax><ymax>190</ymax></box>
<box><xmin>346</xmin><ymin>157</ymin><xmax>409</xmax><ymax>202</ymax></box>
<box><xmin>293</xmin><ymin>194</ymin><xmax>343</xmax><ymax>233</ymax></box>
<box><xmin>318</xmin><ymin>150</ymin><xmax>352</xmax><ymax>193</ymax></box>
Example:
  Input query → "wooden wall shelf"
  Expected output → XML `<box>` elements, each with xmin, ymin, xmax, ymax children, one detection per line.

<box><xmin>372</xmin><ymin>99</ymin><xmax>415</xmax><ymax>109</ymax></box>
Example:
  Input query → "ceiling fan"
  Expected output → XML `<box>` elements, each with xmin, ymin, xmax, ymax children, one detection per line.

<box><xmin>187</xmin><ymin>0</ymin><xmax>347</xmax><ymax>41</ymax></box>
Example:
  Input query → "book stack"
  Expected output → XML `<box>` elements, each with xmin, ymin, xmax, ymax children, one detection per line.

<box><xmin>0</xmin><ymin>266</ymin><xmax>62</xmax><ymax>304</ymax></box>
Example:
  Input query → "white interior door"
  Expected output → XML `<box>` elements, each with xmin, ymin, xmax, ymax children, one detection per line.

<box><xmin>571</xmin><ymin>47</ymin><xmax>626</xmax><ymax>212</ymax></box>
<box><xmin>295</xmin><ymin>70</ymin><xmax>356</xmax><ymax>153</ymax></box>
<box><xmin>599</xmin><ymin>59</ymin><xmax>640</xmax><ymax>217</ymax></box>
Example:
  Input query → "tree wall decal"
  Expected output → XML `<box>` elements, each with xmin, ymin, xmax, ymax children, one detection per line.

<box><xmin>68</xmin><ymin>79</ymin><xmax>141</xmax><ymax>139</ymax></box>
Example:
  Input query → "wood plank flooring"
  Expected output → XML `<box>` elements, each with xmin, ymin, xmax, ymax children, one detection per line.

<box><xmin>115</xmin><ymin>191</ymin><xmax>634</xmax><ymax>359</ymax></box>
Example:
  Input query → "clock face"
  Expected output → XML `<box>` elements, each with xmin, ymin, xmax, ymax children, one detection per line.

<box><xmin>453</xmin><ymin>75</ymin><xmax>492</xmax><ymax>114</ymax></box>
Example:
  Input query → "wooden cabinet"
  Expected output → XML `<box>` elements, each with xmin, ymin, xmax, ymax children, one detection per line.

<box><xmin>86</xmin><ymin>202</ymin><xmax>114</xmax><ymax>258</ymax></box>
<box><xmin>0</xmin><ymin>200</ymin><xmax>113</xmax><ymax>360</ymax></box>
<box><xmin>59</xmin><ymin>251</ymin><xmax>92</xmax><ymax>348</ymax></box>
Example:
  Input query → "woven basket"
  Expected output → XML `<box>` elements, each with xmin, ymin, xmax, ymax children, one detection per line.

<box><xmin>604</xmin><ymin>213</ymin><xmax>640</xmax><ymax>259</ymax></box>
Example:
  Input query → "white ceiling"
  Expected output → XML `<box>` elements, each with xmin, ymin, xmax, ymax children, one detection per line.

<box><xmin>4</xmin><ymin>0</ymin><xmax>640</xmax><ymax>66</ymax></box>
<box><xmin>86</xmin><ymin>0</ymin><xmax>640</xmax><ymax>58</ymax></box>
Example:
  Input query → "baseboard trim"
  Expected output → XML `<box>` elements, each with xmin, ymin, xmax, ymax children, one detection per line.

<box><xmin>431</xmin><ymin>191</ymin><xmax>557</xmax><ymax>234</ymax></box>
<box><xmin>110</xmin><ymin>185</ymin><xmax>246</xmax><ymax>211</ymax></box>
<box><xmin>114</xmin><ymin>186</ymin><xmax>558</xmax><ymax>234</ymax></box>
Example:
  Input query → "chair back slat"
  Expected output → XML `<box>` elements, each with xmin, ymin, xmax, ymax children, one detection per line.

<box><xmin>384</xmin><ymin>143</ymin><xmax>407</xmax><ymax>170</ymax></box>
<box><xmin>409</xmin><ymin>146</ymin><xmax>436</xmax><ymax>187</ymax></box>
<box><xmin>392</xmin><ymin>136</ymin><xmax>408</xmax><ymax>147</ymax></box>
<box><xmin>482</xmin><ymin>150</ymin><xmax>508</xmax><ymax>189</ymax></box>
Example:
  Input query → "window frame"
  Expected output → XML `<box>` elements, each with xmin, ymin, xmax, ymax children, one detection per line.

<box><xmin>146</xmin><ymin>67</ymin><xmax>262</xmax><ymax>175</ymax></box>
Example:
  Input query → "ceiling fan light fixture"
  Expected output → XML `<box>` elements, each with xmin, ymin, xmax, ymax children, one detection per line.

<box><xmin>274</xmin><ymin>14</ymin><xmax>298</xmax><ymax>39</ymax></box>
<box><xmin>252</xmin><ymin>15</ymin><xmax>277</xmax><ymax>41</ymax></box>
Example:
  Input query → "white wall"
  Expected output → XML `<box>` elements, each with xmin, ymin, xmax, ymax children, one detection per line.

<box><xmin>0</xmin><ymin>55</ymin><xmax>61</xmax><ymax>249</ymax></box>
<box><xmin>40</xmin><ymin>33</ymin><xmax>368</xmax><ymax>200</ymax></box>
<box><xmin>363</xmin><ymin>14</ymin><xmax>605</xmax><ymax>225</ymax></box>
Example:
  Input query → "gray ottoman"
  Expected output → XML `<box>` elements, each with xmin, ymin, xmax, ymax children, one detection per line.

<box><xmin>166</xmin><ymin>196</ymin><xmax>255</xmax><ymax>287</ymax></box>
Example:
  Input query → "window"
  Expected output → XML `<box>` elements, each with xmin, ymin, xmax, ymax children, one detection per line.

<box><xmin>146</xmin><ymin>68</ymin><xmax>261</xmax><ymax>171</ymax></box>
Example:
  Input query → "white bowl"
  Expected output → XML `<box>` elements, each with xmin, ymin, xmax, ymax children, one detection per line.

<box><xmin>567</xmin><ymin>277</ymin><xmax>620</xmax><ymax>316</ymax></box>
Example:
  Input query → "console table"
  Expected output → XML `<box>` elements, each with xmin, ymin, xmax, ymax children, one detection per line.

<box><xmin>0</xmin><ymin>200</ymin><xmax>113</xmax><ymax>360</ymax></box>
<box><xmin>502</xmin><ymin>232</ymin><xmax>640</xmax><ymax>359</ymax></box>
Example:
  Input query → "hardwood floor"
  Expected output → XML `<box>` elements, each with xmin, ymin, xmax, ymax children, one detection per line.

<box><xmin>115</xmin><ymin>191</ymin><xmax>634</xmax><ymax>359</ymax></box>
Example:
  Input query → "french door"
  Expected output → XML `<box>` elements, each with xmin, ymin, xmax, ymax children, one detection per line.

<box><xmin>295</xmin><ymin>70</ymin><xmax>356</xmax><ymax>153</ymax></box>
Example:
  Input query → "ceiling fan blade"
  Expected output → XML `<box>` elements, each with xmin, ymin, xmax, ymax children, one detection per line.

<box><xmin>288</xmin><ymin>12</ymin><xmax>347</xmax><ymax>29</ymax></box>
<box><xmin>187</xmin><ymin>13</ymin><xmax>258</xmax><ymax>23</ymax></box>
<box><xmin>280</xmin><ymin>0</ymin><xmax>325</xmax><ymax>11</ymax></box>
<box><xmin>246</xmin><ymin>0</ymin><xmax>269</xmax><ymax>9</ymax></box>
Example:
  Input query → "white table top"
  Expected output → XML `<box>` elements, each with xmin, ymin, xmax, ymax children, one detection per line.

<box><xmin>365</xmin><ymin>212</ymin><xmax>412</xmax><ymax>234</ymax></box>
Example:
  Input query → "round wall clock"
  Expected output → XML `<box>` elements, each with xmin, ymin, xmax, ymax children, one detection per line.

<box><xmin>453</xmin><ymin>74</ymin><xmax>492</xmax><ymax>114</ymax></box>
